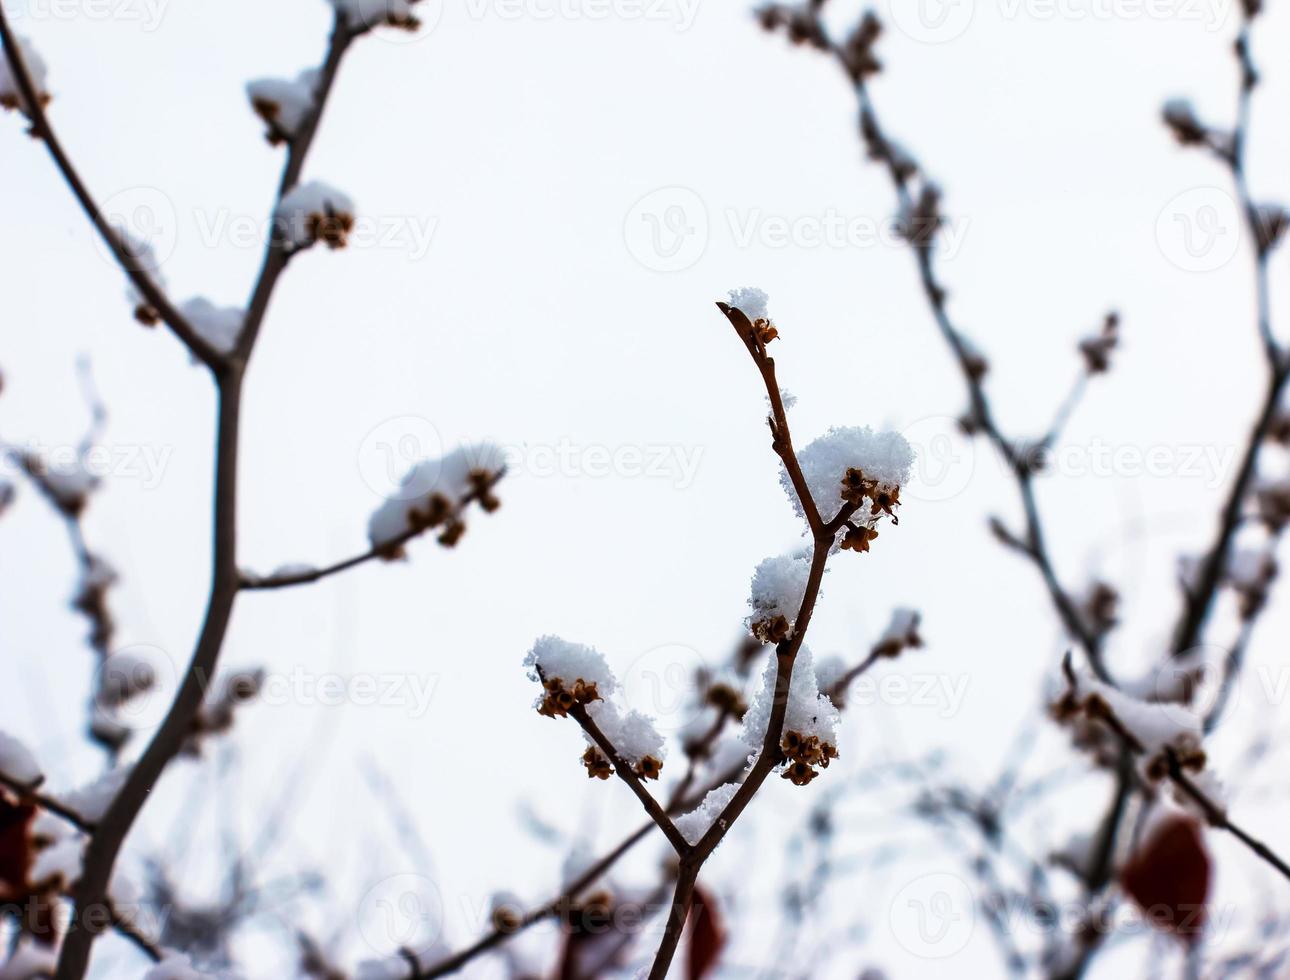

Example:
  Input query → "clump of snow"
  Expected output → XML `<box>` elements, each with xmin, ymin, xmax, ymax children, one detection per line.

<box><xmin>584</xmin><ymin>699</ymin><xmax>665</xmax><ymax>767</ymax></box>
<box><xmin>95</xmin><ymin>650</ymin><xmax>156</xmax><ymax>714</ymax></box>
<box><xmin>0</xmin><ymin>730</ymin><xmax>42</xmax><ymax>786</ymax></box>
<box><xmin>61</xmin><ymin>765</ymin><xmax>131</xmax><ymax>822</ymax></box>
<box><xmin>31</xmin><ymin>836</ymin><xmax>84</xmax><ymax>889</ymax></box>
<box><xmin>119</xmin><ymin>230</ymin><xmax>168</xmax><ymax>324</ymax></box>
<box><xmin>0</xmin><ymin>939</ymin><xmax>58</xmax><ymax>980</ymax></box>
<box><xmin>746</xmin><ymin>553</ymin><xmax>814</xmax><ymax>643</ymax></box>
<box><xmin>19</xmin><ymin>451</ymin><xmax>99</xmax><ymax>516</ymax></box>
<box><xmin>742</xmin><ymin>645</ymin><xmax>839</xmax><ymax>752</ymax></box>
<box><xmin>356</xmin><ymin>958</ymin><xmax>413</xmax><ymax>980</ymax></box>
<box><xmin>727</xmin><ymin>286</ymin><xmax>770</xmax><ymax>323</ymax></box>
<box><xmin>275</xmin><ymin>181</ymin><xmax>356</xmax><ymax>250</ymax></box>
<box><xmin>144</xmin><ymin>953</ymin><xmax>215</xmax><ymax>980</ymax></box>
<box><xmin>367</xmin><ymin>443</ymin><xmax>506</xmax><ymax>551</ymax></box>
<box><xmin>330</xmin><ymin>0</ymin><xmax>424</xmax><ymax>30</ymax></box>
<box><xmin>524</xmin><ymin>636</ymin><xmax>617</xmax><ymax>698</ymax></box>
<box><xmin>560</xmin><ymin>842</ymin><xmax>597</xmax><ymax>889</ymax></box>
<box><xmin>674</xmin><ymin>782</ymin><xmax>739</xmax><ymax>845</ymax></box>
<box><xmin>179</xmin><ymin>298</ymin><xmax>243</xmax><ymax>354</ymax></box>
<box><xmin>786</xmin><ymin>426</ymin><xmax>914</xmax><ymax>524</ymax></box>
<box><xmin>246</xmin><ymin>69</ymin><xmax>318</xmax><ymax>144</ymax></box>
<box><xmin>1057</xmin><ymin>666</ymin><xmax>1206</xmax><ymax>783</ymax></box>
<box><xmin>0</xmin><ymin>35</ymin><xmax>50</xmax><ymax>116</ymax></box>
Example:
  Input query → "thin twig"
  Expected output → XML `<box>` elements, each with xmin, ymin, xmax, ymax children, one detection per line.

<box><xmin>0</xmin><ymin>5</ymin><xmax>222</xmax><ymax>371</ymax></box>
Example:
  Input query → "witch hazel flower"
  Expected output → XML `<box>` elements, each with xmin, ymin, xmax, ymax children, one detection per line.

<box><xmin>0</xmin><ymin>35</ymin><xmax>51</xmax><ymax>118</ymax></box>
<box><xmin>275</xmin><ymin>181</ymin><xmax>356</xmax><ymax>251</ymax></box>
<box><xmin>787</xmin><ymin>425</ymin><xmax>914</xmax><ymax>549</ymax></box>
<box><xmin>246</xmin><ymin>70</ymin><xmax>319</xmax><ymax>146</ymax></box>
<box><xmin>367</xmin><ymin>443</ymin><xmax>505</xmax><ymax>556</ymax></box>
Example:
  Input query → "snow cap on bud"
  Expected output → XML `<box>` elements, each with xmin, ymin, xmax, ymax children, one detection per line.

<box><xmin>787</xmin><ymin>425</ymin><xmax>914</xmax><ymax>545</ymax></box>
<box><xmin>330</xmin><ymin>0</ymin><xmax>425</xmax><ymax>32</ymax></box>
<box><xmin>246</xmin><ymin>70</ymin><xmax>319</xmax><ymax>146</ymax></box>
<box><xmin>727</xmin><ymin>286</ymin><xmax>778</xmax><ymax>345</ymax></box>
<box><xmin>0</xmin><ymin>35</ymin><xmax>51</xmax><ymax>118</ymax></box>
<box><xmin>1162</xmin><ymin>98</ymin><xmax>1207</xmax><ymax>145</ymax></box>
<box><xmin>275</xmin><ymin>181</ymin><xmax>356</xmax><ymax>250</ymax></box>
<box><xmin>746</xmin><ymin>552</ymin><xmax>814</xmax><ymax>644</ymax></box>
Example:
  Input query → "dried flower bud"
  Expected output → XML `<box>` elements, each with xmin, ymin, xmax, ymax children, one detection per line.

<box><xmin>633</xmin><ymin>755</ymin><xmax>664</xmax><ymax>781</ymax></box>
<box><xmin>782</xmin><ymin>760</ymin><xmax>819</xmax><ymax>786</ymax></box>
<box><xmin>1079</xmin><ymin>312</ymin><xmax>1120</xmax><ymax>374</ymax></box>
<box><xmin>1251</xmin><ymin>203</ymin><xmax>1290</xmax><ymax>255</ymax></box>
<box><xmin>1162</xmin><ymin>98</ymin><xmax>1208</xmax><ymax>146</ymax></box>
<box><xmin>840</xmin><ymin>524</ymin><xmax>878</xmax><ymax>554</ymax></box>
<box><xmin>581</xmin><ymin>746</ymin><xmax>613</xmax><ymax>780</ymax></box>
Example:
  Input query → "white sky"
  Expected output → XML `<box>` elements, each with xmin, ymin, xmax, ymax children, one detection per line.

<box><xmin>3</xmin><ymin>0</ymin><xmax>1290</xmax><ymax>976</ymax></box>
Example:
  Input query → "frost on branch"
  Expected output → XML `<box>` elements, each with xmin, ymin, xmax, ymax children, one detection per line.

<box><xmin>275</xmin><ymin>181</ymin><xmax>356</xmax><ymax>251</ymax></box>
<box><xmin>786</xmin><ymin>425</ymin><xmax>914</xmax><ymax>547</ymax></box>
<box><xmin>746</xmin><ymin>552</ymin><xmax>814</xmax><ymax>643</ymax></box>
<box><xmin>330</xmin><ymin>0</ymin><xmax>425</xmax><ymax>32</ymax></box>
<box><xmin>367</xmin><ymin>443</ymin><xmax>505</xmax><ymax>556</ymax></box>
<box><xmin>178</xmin><ymin>298</ymin><xmax>244</xmax><ymax>355</ymax></box>
<box><xmin>0</xmin><ymin>35</ymin><xmax>51</xmax><ymax>118</ymax></box>
<box><xmin>0</xmin><ymin>731</ymin><xmax>41</xmax><ymax>788</ymax></box>
<box><xmin>742</xmin><ymin>645</ymin><xmax>839</xmax><ymax>786</ymax></box>
<box><xmin>246</xmin><ymin>70</ymin><xmax>319</xmax><ymax>146</ymax></box>
<box><xmin>674</xmin><ymin>783</ymin><xmax>739</xmax><ymax>845</ymax></box>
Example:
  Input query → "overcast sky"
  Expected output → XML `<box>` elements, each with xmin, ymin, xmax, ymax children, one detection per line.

<box><xmin>3</xmin><ymin>0</ymin><xmax>1290</xmax><ymax>975</ymax></box>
